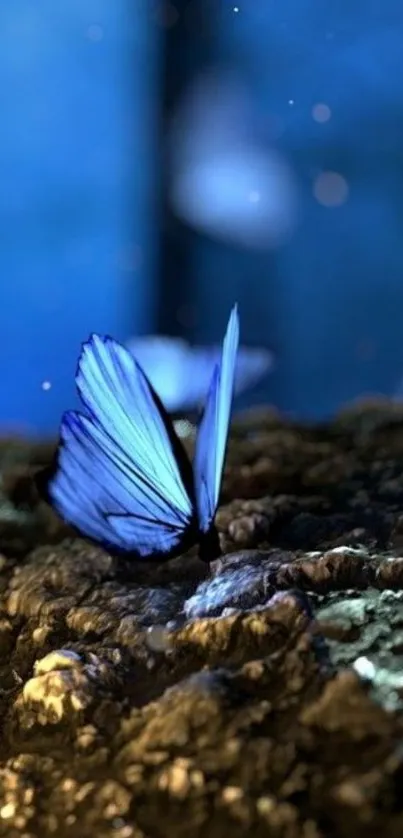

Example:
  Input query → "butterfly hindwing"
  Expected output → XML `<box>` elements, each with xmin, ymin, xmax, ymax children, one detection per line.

<box><xmin>48</xmin><ymin>335</ymin><xmax>196</xmax><ymax>556</ymax></box>
<box><xmin>193</xmin><ymin>305</ymin><xmax>240</xmax><ymax>533</ymax></box>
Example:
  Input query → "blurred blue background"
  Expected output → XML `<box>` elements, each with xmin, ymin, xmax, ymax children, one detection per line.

<box><xmin>1</xmin><ymin>0</ymin><xmax>403</xmax><ymax>434</ymax></box>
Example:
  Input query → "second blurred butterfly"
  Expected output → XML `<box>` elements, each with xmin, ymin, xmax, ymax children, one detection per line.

<box><xmin>126</xmin><ymin>333</ymin><xmax>272</xmax><ymax>412</ymax></box>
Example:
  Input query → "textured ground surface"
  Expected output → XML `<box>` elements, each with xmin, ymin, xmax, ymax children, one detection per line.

<box><xmin>1</xmin><ymin>401</ymin><xmax>403</xmax><ymax>837</ymax></box>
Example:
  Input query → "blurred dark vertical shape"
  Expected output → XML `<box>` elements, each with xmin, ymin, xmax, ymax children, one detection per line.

<box><xmin>0</xmin><ymin>0</ymin><xmax>160</xmax><ymax>435</ymax></box>
<box><xmin>161</xmin><ymin>0</ymin><xmax>285</xmax><ymax>412</ymax></box>
<box><xmin>159</xmin><ymin>0</ymin><xmax>215</xmax><ymax>336</ymax></box>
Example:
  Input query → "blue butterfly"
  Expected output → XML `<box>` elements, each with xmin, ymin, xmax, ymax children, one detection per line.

<box><xmin>41</xmin><ymin>306</ymin><xmax>239</xmax><ymax>563</ymax></box>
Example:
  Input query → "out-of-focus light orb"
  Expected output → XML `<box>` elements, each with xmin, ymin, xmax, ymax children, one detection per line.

<box><xmin>169</xmin><ymin>72</ymin><xmax>298</xmax><ymax>250</ymax></box>
<box><xmin>233</xmin><ymin>6</ymin><xmax>240</xmax><ymax>12</ymax></box>
<box><xmin>87</xmin><ymin>24</ymin><xmax>103</xmax><ymax>41</ymax></box>
<box><xmin>288</xmin><ymin>99</ymin><xmax>295</xmax><ymax>106</ymax></box>
<box><xmin>0</xmin><ymin>802</ymin><xmax>16</xmax><ymax>820</ymax></box>
<box><xmin>313</xmin><ymin>171</ymin><xmax>349</xmax><ymax>207</ymax></box>
<box><xmin>171</xmin><ymin>147</ymin><xmax>296</xmax><ymax>249</ymax></box>
<box><xmin>173</xmin><ymin>419</ymin><xmax>195</xmax><ymax>440</ymax></box>
<box><xmin>312</xmin><ymin>103</ymin><xmax>332</xmax><ymax>123</ymax></box>
<box><xmin>41</xmin><ymin>381</ymin><xmax>52</xmax><ymax>391</ymax></box>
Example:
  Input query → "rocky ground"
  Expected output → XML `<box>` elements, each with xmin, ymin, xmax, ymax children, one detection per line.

<box><xmin>1</xmin><ymin>400</ymin><xmax>403</xmax><ymax>837</ymax></box>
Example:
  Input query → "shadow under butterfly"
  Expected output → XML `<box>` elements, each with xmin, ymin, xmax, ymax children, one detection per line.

<box><xmin>38</xmin><ymin>306</ymin><xmax>240</xmax><ymax>563</ymax></box>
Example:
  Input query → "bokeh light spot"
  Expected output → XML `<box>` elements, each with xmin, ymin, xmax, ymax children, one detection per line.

<box><xmin>312</xmin><ymin>103</ymin><xmax>332</xmax><ymax>123</ymax></box>
<box><xmin>313</xmin><ymin>171</ymin><xmax>349</xmax><ymax>207</ymax></box>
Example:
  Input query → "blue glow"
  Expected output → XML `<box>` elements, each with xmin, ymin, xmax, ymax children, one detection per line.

<box><xmin>0</xmin><ymin>1</ymin><xmax>159</xmax><ymax>434</ymax></box>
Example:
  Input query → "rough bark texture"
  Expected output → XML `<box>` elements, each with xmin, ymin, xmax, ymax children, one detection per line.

<box><xmin>1</xmin><ymin>400</ymin><xmax>403</xmax><ymax>837</ymax></box>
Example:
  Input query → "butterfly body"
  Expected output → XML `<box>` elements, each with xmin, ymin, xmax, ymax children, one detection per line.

<box><xmin>40</xmin><ymin>307</ymin><xmax>239</xmax><ymax>563</ymax></box>
<box><xmin>198</xmin><ymin>525</ymin><xmax>222</xmax><ymax>564</ymax></box>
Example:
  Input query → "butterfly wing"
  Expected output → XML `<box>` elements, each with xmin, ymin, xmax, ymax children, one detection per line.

<box><xmin>193</xmin><ymin>305</ymin><xmax>240</xmax><ymax>533</ymax></box>
<box><xmin>48</xmin><ymin>335</ymin><xmax>196</xmax><ymax>556</ymax></box>
<box><xmin>125</xmin><ymin>335</ymin><xmax>193</xmax><ymax>411</ymax></box>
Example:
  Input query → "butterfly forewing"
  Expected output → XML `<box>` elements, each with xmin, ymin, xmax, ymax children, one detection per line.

<box><xmin>77</xmin><ymin>337</ymin><xmax>193</xmax><ymax>515</ymax></box>
<box><xmin>193</xmin><ymin>306</ymin><xmax>240</xmax><ymax>533</ymax></box>
<box><xmin>48</xmin><ymin>336</ymin><xmax>195</xmax><ymax>556</ymax></box>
